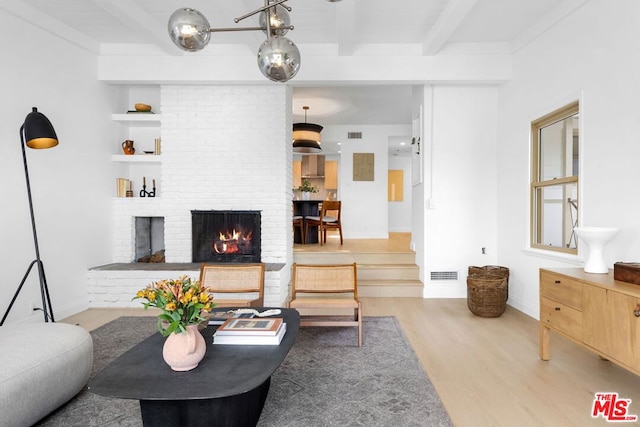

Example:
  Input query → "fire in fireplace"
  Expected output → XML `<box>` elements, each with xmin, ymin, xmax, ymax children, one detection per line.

<box><xmin>192</xmin><ymin>210</ymin><xmax>261</xmax><ymax>263</ymax></box>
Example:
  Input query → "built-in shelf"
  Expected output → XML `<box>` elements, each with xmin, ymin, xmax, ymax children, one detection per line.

<box><xmin>112</xmin><ymin>113</ymin><xmax>161</xmax><ymax>123</ymax></box>
<box><xmin>112</xmin><ymin>154</ymin><xmax>161</xmax><ymax>163</ymax></box>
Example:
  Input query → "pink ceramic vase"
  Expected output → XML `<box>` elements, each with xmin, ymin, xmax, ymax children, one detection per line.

<box><xmin>162</xmin><ymin>324</ymin><xmax>206</xmax><ymax>371</ymax></box>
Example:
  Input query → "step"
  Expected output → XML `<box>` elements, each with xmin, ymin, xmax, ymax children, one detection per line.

<box><xmin>356</xmin><ymin>264</ymin><xmax>419</xmax><ymax>281</ymax></box>
<box><xmin>293</xmin><ymin>251</ymin><xmax>415</xmax><ymax>265</ymax></box>
<box><xmin>358</xmin><ymin>280</ymin><xmax>424</xmax><ymax>298</ymax></box>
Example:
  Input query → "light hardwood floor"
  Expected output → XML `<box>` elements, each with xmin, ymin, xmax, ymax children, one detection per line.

<box><xmin>61</xmin><ymin>235</ymin><xmax>640</xmax><ymax>426</ymax></box>
<box><xmin>62</xmin><ymin>298</ymin><xmax>640</xmax><ymax>427</ymax></box>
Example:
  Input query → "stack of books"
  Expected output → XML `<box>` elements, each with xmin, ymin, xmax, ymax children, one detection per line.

<box><xmin>212</xmin><ymin>317</ymin><xmax>286</xmax><ymax>345</ymax></box>
<box><xmin>116</xmin><ymin>178</ymin><xmax>132</xmax><ymax>197</ymax></box>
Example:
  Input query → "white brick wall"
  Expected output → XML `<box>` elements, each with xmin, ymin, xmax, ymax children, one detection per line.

<box><xmin>95</xmin><ymin>84</ymin><xmax>295</xmax><ymax>307</ymax></box>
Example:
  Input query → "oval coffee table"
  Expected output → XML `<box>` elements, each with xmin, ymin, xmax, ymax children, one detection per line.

<box><xmin>89</xmin><ymin>308</ymin><xmax>299</xmax><ymax>427</ymax></box>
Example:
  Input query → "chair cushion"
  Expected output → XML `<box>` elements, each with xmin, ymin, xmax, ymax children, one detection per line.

<box><xmin>212</xmin><ymin>299</ymin><xmax>257</xmax><ymax>307</ymax></box>
<box><xmin>290</xmin><ymin>297</ymin><xmax>359</xmax><ymax>309</ymax></box>
<box><xmin>306</xmin><ymin>216</ymin><xmax>337</xmax><ymax>223</ymax></box>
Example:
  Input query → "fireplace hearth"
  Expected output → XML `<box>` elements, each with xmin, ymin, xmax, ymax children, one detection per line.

<box><xmin>192</xmin><ymin>210</ymin><xmax>261</xmax><ymax>263</ymax></box>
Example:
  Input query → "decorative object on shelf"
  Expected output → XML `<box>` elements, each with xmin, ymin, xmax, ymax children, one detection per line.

<box><xmin>154</xmin><ymin>137</ymin><xmax>161</xmax><ymax>155</ymax></box>
<box><xmin>116</xmin><ymin>178</ymin><xmax>131</xmax><ymax>197</ymax></box>
<box><xmin>168</xmin><ymin>1</ymin><xmax>300</xmax><ymax>82</ymax></box>
<box><xmin>1</xmin><ymin>107</ymin><xmax>58</xmax><ymax>326</ymax></box>
<box><xmin>295</xmin><ymin>179</ymin><xmax>317</xmax><ymax>200</ymax></box>
<box><xmin>121</xmin><ymin>140</ymin><xmax>135</xmax><ymax>155</ymax></box>
<box><xmin>134</xmin><ymin>103</ymin><xmax>152</xmax><ymax>112</ymax></box>
<box><xmin>293</xmin><ymin>106</ymin><xmax>322</xmax><ymax>153</ymax></box>
<box><xmin>139</xmin><ymin>176</ymin><xmax>156</xmax><ymax>197</ymax></box>
<box><xmin>574</xmin><ymin>227</ymin><xmax>621</xmax><ymax>273</ymax></box>
<box><xmin>133</xmin><ymin>275</ymin><xmax>213</xmax><ymax>370</ymax></box>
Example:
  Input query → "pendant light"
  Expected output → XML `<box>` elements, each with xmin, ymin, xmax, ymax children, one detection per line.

<box><xmin>293</xmin><ymin>106</ymin><xmax>322</xmax><ymax>153</ymax></box>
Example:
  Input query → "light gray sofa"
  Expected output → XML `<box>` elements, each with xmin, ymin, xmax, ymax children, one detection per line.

<box><xmin>0</xmin><ymin>322</ymin><xmax>93</xmax><ymax>427</ymax></box>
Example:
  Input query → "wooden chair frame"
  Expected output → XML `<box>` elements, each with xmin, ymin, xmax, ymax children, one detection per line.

<box><xmin>198</xmin><ymin>263</ymin><xmax>265</xmax><ymax>308</ymax></box>
<box><xmin>287</xmin><ymin>263</ymin><xmax>362</xmax><ymax>346</ymax></box>
<box><xmin>293</xmin><ymin>215</ymin><xmax>305</xmax><ymax>244</ymax></box>
<box><xmin>305</xmin><ymin>200</ymin><xmax>343</xmax><ymax>246</ymax></box>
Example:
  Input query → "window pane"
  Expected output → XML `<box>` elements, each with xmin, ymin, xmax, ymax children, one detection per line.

<box><xmin>533</xmin><ymin>183</ymin><xmax>578</xmax><ymax>249</ymax></box>
<box><xmin>539</xmin><ymin>114</ymin><xmax>579</xmax><ymax>180</ymax></box>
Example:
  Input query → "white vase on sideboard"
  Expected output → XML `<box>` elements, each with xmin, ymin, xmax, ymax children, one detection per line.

<box><xmin>574</xmin><ymin>226</ymin><xmax>621</xmax><ymax>274</ymax></box>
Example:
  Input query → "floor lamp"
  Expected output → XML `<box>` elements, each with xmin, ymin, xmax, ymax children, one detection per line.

<box><xmin>0</xmin><ymin>107</ymin><xmax>59</xmax><ymax>326</ymax></box>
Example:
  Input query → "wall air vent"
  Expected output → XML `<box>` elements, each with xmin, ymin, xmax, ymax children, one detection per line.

<box><xmin>347</xmin><ymin>132</ymin><xmax>362</xmax><ymax>139</ymax></box>
<box><xmin>430</xmin><ymin>271</ymin><xmax>458</xmax><ymax>281</ymax></box>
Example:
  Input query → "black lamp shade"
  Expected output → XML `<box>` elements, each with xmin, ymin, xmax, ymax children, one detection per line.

<box><xmin>24</xmin><ymin>107</ymin><xmax>58</xmax><ymax>149</ymax></box>
<box><xmin>292</xmin><ymin>122</ymin><xmax>322</xmax><ymax>153</ymax></box>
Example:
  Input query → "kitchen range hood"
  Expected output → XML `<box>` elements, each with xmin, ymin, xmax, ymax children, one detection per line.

<box><xmin>301</xmin><ymin>155</ymin><xmax>325</xmax><ymax>178</ymax></box>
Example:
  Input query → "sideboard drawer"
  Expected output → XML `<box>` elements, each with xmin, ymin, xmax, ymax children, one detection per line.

<box><xmin>540</xmin><ymin>272</ymin><xmax>583</xmax><ymax>310</ymax></box>
<box><xmin>540</xmin><ymin>296</ymin><xmax>582</xmax><ymax>340</ymax></box>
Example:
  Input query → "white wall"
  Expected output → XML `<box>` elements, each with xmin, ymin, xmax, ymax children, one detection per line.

<box><xmin>0</xmin><ymin>11</ymin><xmax>117</xmax><ymax>324</ymax></box>
<box><xmin>322</xmin><ymin>125</ymin><xmax>411</xmax><ymax>239</ymax></box>
<box><xmin>497</xmin><ymin>0</ymin><xmax>640</xmax><ymax>318</ymax></box>
<box><xmin>423</xmin><ymin>85</ymin><xmax>500</xmax><ymax>297</ymax></box>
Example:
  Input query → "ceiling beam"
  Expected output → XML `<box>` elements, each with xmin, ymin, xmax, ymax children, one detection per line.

<box><xmin>0</xmin><ymin>0</ymin><xmax>100</xmax><ymax>54</ymax></box>
<box><xmin>511</xmin><ymin>0</ymin><xmax>590</xmax><ymax>53</ymax></box>
<box><xmin>335</xmin><ymin>1</ymin><xmax>356</xmax><ymax>56</ymax></box>
<box><xmin>92</xmin><ymin>0</ymin><xmax>177</xmax><ymax>55</ymax></box>
<box><xmin>421</xmin><ymin>0</ymin><xmax>479</xmax><ymax>56</ymax></box>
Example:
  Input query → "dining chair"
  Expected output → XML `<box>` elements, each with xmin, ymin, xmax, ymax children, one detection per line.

<box><xmin>304</xmin><ymin>200</ymin><xmax>343</xmax><ymax>246</ymax></box>
<box><xmin>198</xmin><ymin>263</ymin><xmax>265</xmax><ymax>307</ymax></box>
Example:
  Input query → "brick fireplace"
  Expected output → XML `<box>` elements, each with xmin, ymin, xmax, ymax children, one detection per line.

<box><xmin>88</xmin><ymin>85</ymin><xmax>294</xmax><ymax>307</ymax></box>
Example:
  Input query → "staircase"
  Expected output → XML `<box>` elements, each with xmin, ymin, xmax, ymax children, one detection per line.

<box><xmin>293</xmin><ymin>233</ymin><xmax>423</xmax><ymax>298</ymax></box>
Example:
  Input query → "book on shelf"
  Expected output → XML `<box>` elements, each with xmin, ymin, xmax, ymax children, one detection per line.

<box><xmin>116</xmin><ymin>177</ymin><xmax>131</xmax><ymax>197</ymax></box>
<box><xmin>214</xmin><ymin>317</ymin><xmax>284</xmax><ymax>336</ymax></box>
<box><xmin>213</xmin><ymin>322</ymin><xmax>286</xmax><ymax>346</ymax></box>
<box><xmin>207</xmin><ymin>309</ymin><xmax>255</xmax><ymax>325</ymax></box>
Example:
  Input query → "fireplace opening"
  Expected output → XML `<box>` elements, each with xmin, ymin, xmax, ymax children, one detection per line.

<box><xmin>135</xmin><ymin>217</ymin><xmax>165</xmax><ymax>262</ymax></box>
<box><xmin>192</xmin><ymin>210</ymin><xmax>261</xmax><ymax>263</ymax></box>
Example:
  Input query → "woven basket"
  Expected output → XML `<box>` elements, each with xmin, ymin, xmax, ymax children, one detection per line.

<box><xmin>468</xmin><ymin>265</ymin><xmax>509</xmax><ymax>281</ymax></box>
<box><xmin>468</xmin><ymin>265</ymin><xmax>509</xmax><ymax>298</ymax></box>
<box><xmin>466</xmin><ymin>274</ymin><xmax>508</xmax><ymax>318</ymax></box>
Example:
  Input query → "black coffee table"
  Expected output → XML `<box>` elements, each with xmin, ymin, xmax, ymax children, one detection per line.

<box><xmin>89</xmin><ymin>308</ymin><xmax>299</xmax><ymax>427</ymax></box>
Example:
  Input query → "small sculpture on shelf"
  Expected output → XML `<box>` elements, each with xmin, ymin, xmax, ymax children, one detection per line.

<box><xmin>140</xmin><ymin>176</ymin><xmax>156</xmax><ymax>198</ymax></box>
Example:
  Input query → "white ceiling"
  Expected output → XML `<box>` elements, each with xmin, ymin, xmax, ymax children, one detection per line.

<box><xmin>3</xmin><ymin>0</ymin><xmax>578</xmax><ymax>155</ymax></box>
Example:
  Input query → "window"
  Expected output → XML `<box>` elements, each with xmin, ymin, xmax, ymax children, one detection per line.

<box><xmin>531</xmin><ymin>101</ymin><xmax>579</xmax><ymax>253</ymax></box>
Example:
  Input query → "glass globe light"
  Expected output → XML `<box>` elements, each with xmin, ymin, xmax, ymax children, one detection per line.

<box><xmin>257</xmin><ymin>36</ymin><xmax>301</xmax><ymax>82</ymax></box>
<box><xmin>258</xmin><ymin>4</ymin><xmax>291</xmax><ymax>36</ymax></box>
<box><xmin>168</xmin><ymin>8</ymin><xmax>211</xmax><ymax>52</ymax></box>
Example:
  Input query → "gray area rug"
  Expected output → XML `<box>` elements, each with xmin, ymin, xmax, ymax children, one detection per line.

<box><xmin>37</xmin><ymin>316</ymin><xmax>451</xmax><ymax>427</ymax></box>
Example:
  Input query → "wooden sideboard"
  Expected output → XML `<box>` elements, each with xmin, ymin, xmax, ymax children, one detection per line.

<box><xmin>540</xmin><ymin>267</ymin><xmax>640</xmax><ymax>376</ymax></box>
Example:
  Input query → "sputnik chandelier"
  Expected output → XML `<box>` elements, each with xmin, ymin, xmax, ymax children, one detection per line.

<box><xmin>168</xmin><ymin>0</ymin><xmax>300</xmax><ymax>82</ymax></box>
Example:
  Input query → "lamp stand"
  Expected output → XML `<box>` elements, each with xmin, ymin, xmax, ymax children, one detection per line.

<box><xmin>0</xmin><ymin>126</ymin><xmax>54</xmax><ymax>325</ymax></box>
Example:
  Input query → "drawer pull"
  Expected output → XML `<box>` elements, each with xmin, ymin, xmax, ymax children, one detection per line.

<box><xmin>634</xmin><ymin>305</ymin><xmax>640</xmax><ymax>318</ymax></box>
<box><xmin>555</xmin><ymin>307</ymin><xmax>561</xmax><ymax>311</ymax></box>
<box><xmin>554</xmin><ymin>280</ymin><xmax>561</xmax><ymax>284</ymax></box>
